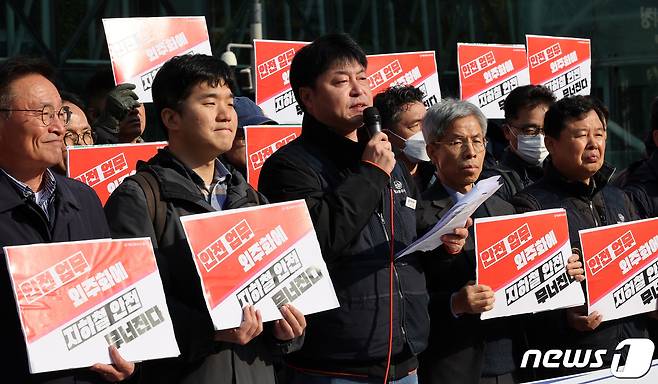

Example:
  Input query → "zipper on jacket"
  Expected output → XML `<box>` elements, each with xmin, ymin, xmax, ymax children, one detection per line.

<box><xmin>588</xmin><ymin>200</ymin><xmax>600</xmax><ymax>226</ymax></box>
<box><xmin>377</xmin><ymin>206</ymin><xmax>409</xmax><ymax>345</ymax></box>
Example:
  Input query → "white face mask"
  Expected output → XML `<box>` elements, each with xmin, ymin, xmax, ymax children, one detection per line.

<box><xmin>402</xmin><ymin>131</ymin><xmax>431</xmax><ymax>163</ymax></box>
<box><xmin>515</xmin><ymin>134</ymin><xmax>549</xmax><ymax>165</ymax></box>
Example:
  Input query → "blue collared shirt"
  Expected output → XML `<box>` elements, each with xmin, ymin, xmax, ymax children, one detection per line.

<box><xmin>192</xmin><ymin>159</ymin><xmax>231</xmax><ymax>211</ymax></box>
<box><xmin>1</xmin><ymin>168</ymin><xmax>57</xmax><ymax>219</ymax></box>
<box><xmin>443</xmin><ymin>184</ymin><xmax>469</xmax><ymax>204</ymax></box>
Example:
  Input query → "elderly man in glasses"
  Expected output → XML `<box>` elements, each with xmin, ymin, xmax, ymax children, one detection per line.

<box><xmin>0</xmin><ymin>57</ymin><xmax>133</xmax><ymax>383</ymax></box>
<box><xmin>416</xmin><ymin>98</ymin><xmax>519</xmax><ymax>384</ymax></box>
<box><xmin>417</xmin><ymin>99</ymin><xmax>585</xmax><ymax>384</ymax></box>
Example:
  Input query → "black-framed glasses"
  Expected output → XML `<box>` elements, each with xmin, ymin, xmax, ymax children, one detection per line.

<box><xmin>0</xmin><ymin>105</ymin><xmax>72</xmax><ymax>127</ymax></box>
<box><xmin>64</xmin><ymin>129</ymin><xmax>94</xmax><ymax>146</ymax></box>
<box><xmin>507</xmin><ymin>123</ymin><xmax>544</xmax><ymax>136</ymax></box>
<box><xmin>433</xmin><ymin>137</ymin><xmax>487</xmax><ymax>153</ymax></box>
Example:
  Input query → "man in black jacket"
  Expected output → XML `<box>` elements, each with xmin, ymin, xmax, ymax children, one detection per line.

<box><xmin>512</xmin><ymin>96</ymin><xmax>648</xmax><ymax>376</ymax></box>
<box><xmin>0</xmin><ymin>57</ymin><xmax>133</xmax><ymax>383</ymax></box>
<box><xmin>258</xmin><ymin>33</ymin><xmax>467</xmax><ymax>383</ymax></box>
<box><xmin>481</xmin><ymin>85</ymin><xmax>556</xmax><ymax>201</ymax></box>
<box><xmin>416</xmin><ymin>98</ymin><xmax>519</xmax><ymax>384</ymax></box>
<box><xmin>373</xmin><ymin>85</ymin><xmax>435</xmax><ymax>193</ymax></box>
<box><xmin>104</xmin><ymin>54</ymin><xmax>305</xmax><ymax>384</ymax></box>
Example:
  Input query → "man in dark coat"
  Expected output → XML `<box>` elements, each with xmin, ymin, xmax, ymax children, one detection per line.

<box><xmin>481</xmin><ymin>85</ymin><xmax>556</xmax><ymax>201</ymax></box>
<box><xmin>417</xmin><ymin>99</ymin><xmax>520</xmax><ymax>384</ymax></box>
<box><xmin>258</xmin><ymin>33</ymin><xmax>468</xmax><ymax>384</ymax></box>
<box><xmin>512</xmin><ymin>96</ymin><xmax>648</xmax><ymax>377</ymax></box>
<box><xmin>104</xmin><ymin>54</ymin><xmax>305</xmax><ymax>384</ymax></box>
<box><xmin>0</xmin><ymin>57</ymin><xmax>133</xmax><ymax>383</ymax></box>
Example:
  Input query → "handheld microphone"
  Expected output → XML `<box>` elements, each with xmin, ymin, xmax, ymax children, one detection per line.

<box><xmin>363</xmin><ymin>107</ymin><xmax>382</xmax><ymax>138</ymax></box>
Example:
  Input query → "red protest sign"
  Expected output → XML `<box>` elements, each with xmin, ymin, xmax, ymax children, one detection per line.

<box><xmin>476</xmin><ymin>209</ymin><xmax>584</xmax><ymax>319</ymax></box>
<box><xmin>4</xmin><ymin>238</ymin><xmax>178</xmax><ymax>373</ymax></box>
<box><xmin>580</xmin><ymin>217</ymin><xmax>658</xmax><ymax>322</ymax></box>
<box><xmin>67</xmin><ymin>142</ymin><xmax>166</xmax><ymax>205</ymax></box>
<box><xmin>103</xmin><ymin>17</ymin><xmax>212</xmax><ymax>102</ymax></box>
<box><xmin>254</xmin><ymin>39</ymin><xmax>310</xmax><ymax>124</ymax></box>
<box><xmin>458</xmin><ymin>43</ymin><xmax>529</xmax><ymax>118</ymax></box>
<box><xmin>180</xmin><ymin>200</ymin><xmax>338</xmax><ymax>330</ymax></box>
<box><xmin>244</xmin><ymin>125</ymin><xmax>302</xmax><ymax>190</ymax></box>
<box><xmin>367</xmin><ymin>51</ymin><xmax>441</xmax><ymax>107</ymax></box>
<box><xmin>254</xmin><ymin>41</ymin><xmax>443</xmax><ymax>122</ymax></box>
<box><xmin>526</xmin><ymin>35</ymin><xmax>591</xmax><ymax>100</ymax></box>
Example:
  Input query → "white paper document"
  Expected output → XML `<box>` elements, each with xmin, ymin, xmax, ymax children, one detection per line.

<box><xmin>396</xmin><ymin>176</ymin><xmax>502</xmax><ymax>258</ymax></box>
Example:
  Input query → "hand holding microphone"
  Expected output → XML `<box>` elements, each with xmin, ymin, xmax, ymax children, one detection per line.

<box><xmin>361</xmin><ymin>107</ymin><xmax>396</xmax><ymax>175</ymax></box>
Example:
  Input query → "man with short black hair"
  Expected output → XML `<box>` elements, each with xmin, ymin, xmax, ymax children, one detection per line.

<box><xmin>373</xmin><ymin>85</ymin><xmax>434</xmax><ymax>192</ymax></box>
<box><xmin>259</xmin><ymin>33</ymin><xmax>468</xmax><ymax>384</ymax></box>
<box><xmin>104</xmin><ymin>54</ymin><xmax>305</xmax><ymax>384</ymax></box>
<box><xmin>481</xmin><ymin>85</ymin><xmax>556</xmax><ymax>201</ymax></box>
<box><xmin>0</xmin><ymin>57</ymin><xmax>133</xmax><ymax>383</ymax></box>
<box><xmin>512</xmin><ymin>95</ymin><xmax>647</xmax><ymax>376</ymax></box>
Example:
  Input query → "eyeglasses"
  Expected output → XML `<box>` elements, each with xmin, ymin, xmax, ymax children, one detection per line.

<box><xmin>0</xmin><ymin>105</ymin><xmax>72</xmax><ymax>127</ymax></box>
<box><xmin>64</xmin><ymin>130</ymin><xmax>94</xmax><ymax>146</ymax></box>
<box><xmin>508</xmin><ymin>123</ymin><xmax>544</xmax><ymax>136</ymax></box>
<box><xmin>433</xmin><ymin>137</ymin><xmax>487</xmax><ymax>153</ymax></box>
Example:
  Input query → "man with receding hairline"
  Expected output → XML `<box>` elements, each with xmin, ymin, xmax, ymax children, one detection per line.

<box><xmin>0</xmin><ymin>57</ymin><xmax>134</xmax><ymax>383</ymax></box>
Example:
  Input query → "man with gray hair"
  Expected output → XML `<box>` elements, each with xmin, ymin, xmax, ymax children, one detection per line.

<box><xmin>417</xmin><ymin>99</ymin><xmax>584</xmax><ymax>384</ymax></box>
<box><xmin>417</xmin><ymin>98</ymin><xmax>519</xmax><ymax>384</ymax></box>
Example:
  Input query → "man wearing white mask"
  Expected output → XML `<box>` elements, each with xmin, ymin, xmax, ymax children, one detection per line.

<box><xmin>374</xmin><ymin>85</ymin><xmax>435</xmax><ymax>192</ymax></box>
<box><xmin>481</xmin><ymin>85</ymin><xmax>556</xmax><ymax>201</ymax></box>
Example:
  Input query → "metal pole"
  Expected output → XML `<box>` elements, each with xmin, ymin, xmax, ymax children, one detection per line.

<box><xmin>371</xmin><ymin>0</ymin><xmax>380</xmax><ymax>53</ymax></box>
<box><xmin>386</xmin><ymin>0</ymin><xmax>396</xmax><ymax>52</ymax></box>
<box><xmin>251</xmin><ymin>0</ymin><xmax>263</xmax><ymax>92</ymax></box>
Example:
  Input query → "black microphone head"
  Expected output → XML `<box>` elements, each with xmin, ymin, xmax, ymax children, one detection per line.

<box><xmin>363</xmin><ymin>107</ymin><xmax>381</xmax><ymax>125</ymax></box>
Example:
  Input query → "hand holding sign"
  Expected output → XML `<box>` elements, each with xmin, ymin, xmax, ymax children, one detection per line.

<box><xmin>214</xmin><ymin>305</ymin><xmax>264</xmax><ymax>345</ymax></box>
<box><xmin>567</xmin><ymin>253</ymin><xmax>585</xmax><ymax>282</ymax></box>
<box><xmin>451</xmin><ymin>281</ymin><xmax>495</xmax><ymax>315</ymax></box>
<box><xmin>566</xmin><ymin>306</ymin><xmax>602</xmax><ymax>332</ymax></box>
<box><xmin>90</xmin><ymin>346</ymin><xmax>135</xmax><ymax>382</ymax></box>
<box><xmin>273</xmin><ymin>304</ymin><xmax>306</xmax><ymax>341</ymax></box>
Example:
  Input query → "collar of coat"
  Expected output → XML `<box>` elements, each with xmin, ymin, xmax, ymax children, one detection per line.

<box><xmin>300</xmin><ymin>113</ymin><xmax>367</xmax><ymax>166</ymax></box>
<box><xmin>0</xmin><ymin>170</ymin><xmax>81</xmax><ymax>214</ymax></box>
<box><xmin>136</xmin><ymin>147</ymin><xmax>262</xmax><ymax>211</ymax></box>
<box><xmin>542</xmin><ymin>156</ymin><xmax>616</xmax><ymax>199</ymax></box>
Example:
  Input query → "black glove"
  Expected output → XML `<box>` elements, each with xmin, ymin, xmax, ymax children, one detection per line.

<box><xmin>105</xmin><ymin>83</ymin><xmax>140</xmax><ymax>121</ymax></box>
<box><xmin>93</xmin><ymin>83</ymin><xmax>140</xmax><ymax>144</ymax></box>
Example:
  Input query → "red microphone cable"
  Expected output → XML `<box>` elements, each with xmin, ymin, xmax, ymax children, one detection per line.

<box><xmin>383</xmin><ymin>186</ymin><xmax>395</xmax><ymax>384</ymax></box>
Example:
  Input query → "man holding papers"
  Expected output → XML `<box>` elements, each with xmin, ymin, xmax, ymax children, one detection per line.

<box><xmin>512</xmin><ymin>95</ymin><xmax>647</xmax><ymax>376</ymax></box>
<box><xmin>416</xmin><ymin>99</ymin><xmax>521</xmax><ymax>384</ymax></box>
<box><xmin>104</xmin><ymin>54</ymin><xmax>305</xmax><ymax>384</ymax></box>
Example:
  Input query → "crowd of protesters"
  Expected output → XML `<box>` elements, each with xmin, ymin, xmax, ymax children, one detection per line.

<box><xmin>1</xmin><ymin>31</ymin><xmax>658</xmax><ymax>384</ymax></box>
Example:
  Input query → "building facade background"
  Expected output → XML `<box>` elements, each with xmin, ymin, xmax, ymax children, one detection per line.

<box><xmin>1</xmin><ymin>0</ymin><xmax>657</xmax><ymax>168</ymax></box>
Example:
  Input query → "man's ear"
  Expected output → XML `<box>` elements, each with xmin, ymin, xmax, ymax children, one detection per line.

<box><xmin>161</xmin><ymin>108</ymin><xmax>180</xmax><ymax>134</ymax></box>
<box><xmin>502</xmin><ymin>123</ymin><xmax>514</xmax><ymax>142</ymax></box>
<box><xmin>299</xmin><ymin>87</ymin><xmax>313</xmax><ymax>115</ymax></box>
<box><xmin>653</xmin><ymin>129</ymin><xmax>658</xmax><ymax>148</ymax></box>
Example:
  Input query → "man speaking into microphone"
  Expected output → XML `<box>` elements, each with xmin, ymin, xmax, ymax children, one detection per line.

<box><xmin>259</xmin><ymin>33</ymin><xmax>467</xmax><ymax>383</ymax></box>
